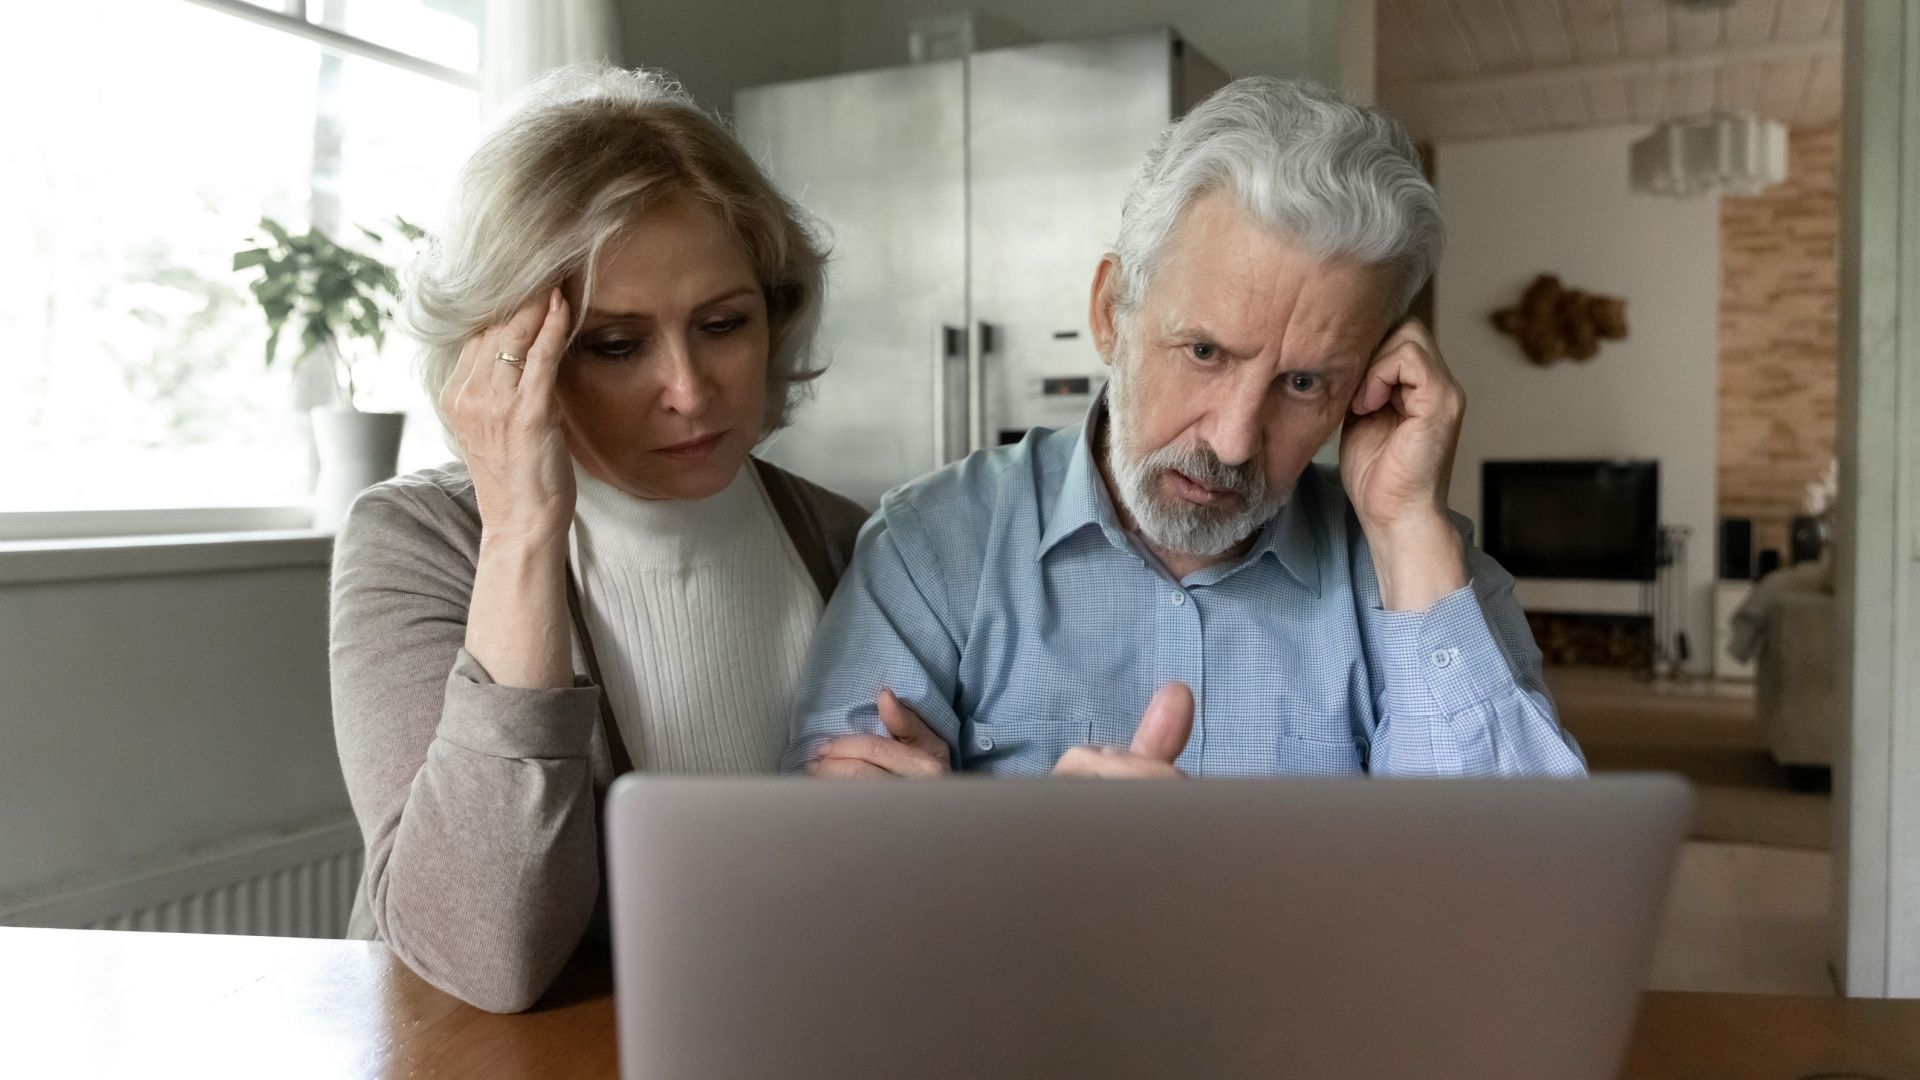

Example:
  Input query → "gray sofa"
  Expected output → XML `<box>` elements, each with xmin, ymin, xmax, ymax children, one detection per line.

<box><xmin>1732</xmin><ymin>562</ymin><xmax>1838</xmax><ymax>769</ymax></box>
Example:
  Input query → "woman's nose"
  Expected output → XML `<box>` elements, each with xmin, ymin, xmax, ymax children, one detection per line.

<box><xmin>657</xmin><ymin>336</ymin><xmax>712</xmax><ymax>416</ymax></box>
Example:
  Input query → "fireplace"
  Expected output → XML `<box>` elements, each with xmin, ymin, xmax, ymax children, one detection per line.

<box><xmin>1525</xmin><ymin>611</ymin><xmax>1654</xmax><ymax>670</ymax></box>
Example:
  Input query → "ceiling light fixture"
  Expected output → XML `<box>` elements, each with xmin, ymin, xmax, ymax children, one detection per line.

<box><xmin>1630</xmin><ymin>112</ymin><xmax>1788</xmax><ymax>197</ymax></box>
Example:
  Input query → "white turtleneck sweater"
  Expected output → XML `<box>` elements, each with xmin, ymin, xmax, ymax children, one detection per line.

<box><xmin>568</xmin><ymin>462</ymin><xmax>823</xmax><ymax>774</ymax></box>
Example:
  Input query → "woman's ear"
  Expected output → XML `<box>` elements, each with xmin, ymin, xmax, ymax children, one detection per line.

<box><xmin>1088</xmin><ymin>255</ymin><xmax>1123</xmax><ymax>367</ymax></box>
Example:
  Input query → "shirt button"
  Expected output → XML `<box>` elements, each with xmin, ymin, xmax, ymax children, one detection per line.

<box><xmin>1431</xmin><ymin>648</ymin><xmax>1459</xmax><ymax>670</ymax></box>
<box><xmin>1170</xmin><ymin>590</ymin><xmax>1187</xmax><ymax>606</ymax></box>
<box><xmin>975</xmin><ymin>734</ymin><xmax>994</xmax><ymax>752</ymax></box>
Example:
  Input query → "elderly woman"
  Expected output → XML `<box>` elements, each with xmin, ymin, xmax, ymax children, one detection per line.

<box><xmin>329</xmin><ymin>65</ymin><xmax>866</xmax><ymax>1013</ymax></box>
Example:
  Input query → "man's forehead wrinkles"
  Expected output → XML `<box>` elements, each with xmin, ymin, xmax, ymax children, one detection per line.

<box><xmin>1158</xmin><ymin>292</ymin><xmax>1356</xmax><ymax>365</ymax></box>
<box><xmin>1146</xmin><ymin>197</ymin><xmax>1396</xmax><ymax>370</ymax></box>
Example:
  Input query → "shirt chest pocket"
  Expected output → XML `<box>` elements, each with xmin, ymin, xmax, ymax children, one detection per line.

<box><xmin>961</xmin><ymin>667</ymin><xmax>1101</xmax><ymax>776</ymax></box>
<box><xmin>1271</xmin><ymin>692</ymin><xmax>1366</xmax><ymax>775</ymax></box>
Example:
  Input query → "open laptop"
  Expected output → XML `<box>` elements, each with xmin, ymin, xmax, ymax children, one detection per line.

<box><xmin>606</xmin><ymin>775</ymin><xmax>1689</xmax><ymax>1080</ymax></box>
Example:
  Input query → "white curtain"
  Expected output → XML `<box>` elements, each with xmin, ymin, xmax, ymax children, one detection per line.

<box><xmin>481</xmin><ymin>0</ymin><xmax>626</xmax><ymax>112</ymax></box>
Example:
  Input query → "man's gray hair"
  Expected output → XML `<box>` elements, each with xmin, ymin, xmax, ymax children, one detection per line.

<box><xmin>1111</xmin><ymin>77</ymin><xmax>1442</xmax><ymax>316</ymax></box>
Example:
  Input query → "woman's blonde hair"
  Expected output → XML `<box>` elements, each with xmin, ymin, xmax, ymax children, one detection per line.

<box><xmin>403</xmin><ymin>63</ymin><xmax>828</xmax><ymax>444</ymax></box>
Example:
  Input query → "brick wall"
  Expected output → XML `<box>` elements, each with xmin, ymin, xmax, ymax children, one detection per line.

<box><xmin>1717</xmin><ymin>125</ymin><xmax>1840</xmax><ymax>561</ymax></box>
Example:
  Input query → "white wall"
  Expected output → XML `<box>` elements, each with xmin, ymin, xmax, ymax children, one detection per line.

<box><xmin>621</xmin><ymin>0</ymin><xmax>1365</xmax><ymax>111</ymax></box>
<box><xmin>0</xmin><ymin>557</ymin><xmax>349</xmax><ymax>904</ymax></box>
<box><xmin>621</xmin><ymin>0</ymin><xmax>844</xmax><ymax>112</ymax></box>
<box><xmin>1434</xmin><ymin>125</ymin><xmax>1720</xmax><ymax>674</ymax></box>
<box><xmin>834</xmin><ymin>0</ymin><xmax>1356</xmax><ymax>89</ymax></box>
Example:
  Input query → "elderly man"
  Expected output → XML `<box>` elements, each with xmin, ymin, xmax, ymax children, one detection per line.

<box><xmin>783</xmin><ymin>77</ymin><xmax>1585</xmax><ymax>780</ymax></box>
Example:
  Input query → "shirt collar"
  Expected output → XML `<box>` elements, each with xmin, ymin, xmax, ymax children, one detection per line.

<box><xmin>1240</xmin><ymin>469</ymin><xmax>1324</xmax><ymax>597</ymax></box>
<box><xmin>1036</xmin><ymin>391</ymin><xmax>1127</xmax><ymax>559</ymax></box>
<box><xmin>1035</xmin><ymin>391</ymin><xmax>1322</xmax><ymax>597</ymax></box>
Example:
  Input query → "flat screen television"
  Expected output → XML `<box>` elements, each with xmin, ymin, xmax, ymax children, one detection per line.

<box><xmin>1481</xmin><ymin>460</ymin><xmax>1659</xmax><ymax>581</ymax></box>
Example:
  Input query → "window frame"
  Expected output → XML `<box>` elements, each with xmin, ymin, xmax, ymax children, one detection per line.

<box><xmin>182</xmin><ymin>0</ymin><xmax>480</xmax><ymax>92</ymax></box>
<box><xmin>0</xmin><ymin>505</ymin><xmax>319</xmax><ymax>544</ymax></box>
<box><xmin>8</xmin><ymin>0</ymin><xmax>479</xmax><ymax>542</ymax></box>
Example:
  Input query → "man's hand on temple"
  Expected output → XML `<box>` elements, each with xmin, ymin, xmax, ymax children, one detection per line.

<box><xmin>805</xmin><ymin>689</ymin><xmax>953</xmax><ymax>779</ymax></box>
<box><xmin>1052</xmin><ymin>683</ymin><xmax>1194</xmax><ymax>779</ymax></box>
<box><xmin>1339</xmin><ymin>317</ymin><xmax>1471</xmax><ymax>612</ymax></box>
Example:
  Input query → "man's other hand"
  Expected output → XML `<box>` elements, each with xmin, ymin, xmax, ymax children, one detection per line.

<box><xmin>1052</xmin><ymin>683</ymin><xmax>1194</xmax><ymax>779</ymax></box>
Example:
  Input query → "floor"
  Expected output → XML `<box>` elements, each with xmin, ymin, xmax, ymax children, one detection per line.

<box><xmin>1542</xmin><ymin>667</ymin><xmax>1838</xmax><ymax>996</ymax></box>
<box><xmin>1647</xmin><ymin>840</ymin><xmax>1836</xmax><ymax>995</ymax></box>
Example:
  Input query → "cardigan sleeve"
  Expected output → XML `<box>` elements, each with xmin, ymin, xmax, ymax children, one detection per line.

<box><xmin>329</xmin><ymin>478</ymin><xmax>604</xmax><ymax>1013</ymax></box>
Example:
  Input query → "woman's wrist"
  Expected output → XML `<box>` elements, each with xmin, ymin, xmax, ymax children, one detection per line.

<box><xmin>478</xmin><ymin>521</ymin><xmax>569</xmax><ymax>563</ymax></box>
<box><xmin>468</xmin><ymin>526</ymin><xmax>574</xmax><ymax>690</ymax></box>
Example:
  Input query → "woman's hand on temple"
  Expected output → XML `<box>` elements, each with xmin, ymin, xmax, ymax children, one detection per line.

<box><xmin>442</xmin><ymin>288</ymin><xmax>576</xmax><ymax>547</ymax></box>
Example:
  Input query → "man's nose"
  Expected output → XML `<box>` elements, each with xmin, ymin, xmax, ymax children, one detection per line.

<box><xmin>1205</xmin><ymin>370</ymin><xmax>1268</xmax><ymax>467</ymax></box>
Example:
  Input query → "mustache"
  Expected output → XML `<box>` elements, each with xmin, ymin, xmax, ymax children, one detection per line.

<box><xmin>1142</xmin><ymin>440</ymin><xmax>1264</xmax><ymax>499</ymax></box>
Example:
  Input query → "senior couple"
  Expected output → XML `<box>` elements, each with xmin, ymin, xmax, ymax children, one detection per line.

<box><xmin>329</xmin><ymin>63</ymin><xmax>1585</xmax><ymax>1014</ymax></box>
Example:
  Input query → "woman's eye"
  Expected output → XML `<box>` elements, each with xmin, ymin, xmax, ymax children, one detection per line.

<box><xmin>703</xmin><ymin>316</ymin><xmax>747</xmax><ymax>335</ymax></box>
<box><xmin>589</xmin><ymin>338</ymin><xmax>640</xmax><ymax>359</ymax></box>
<box><xmin>1288</xmin><ymin>373</ymin><xmax>1321</xmax><ymax>394</ymax></box>
<box><xmin>1190</xmin><ymin>343</ymin><xmax>1219</xmax><ymax>362</ymax></box>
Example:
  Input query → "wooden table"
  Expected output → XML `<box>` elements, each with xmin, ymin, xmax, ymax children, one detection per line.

<box><xmin>5</xmin><ymin>927</ymin><xmax>1919</xmax><ymax>1079</ymax></box>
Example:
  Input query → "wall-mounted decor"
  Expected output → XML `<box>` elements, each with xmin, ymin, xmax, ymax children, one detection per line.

<box><xmin>1491</xmin><ymin>274</ymin><xmax>1629</xmax><ymax>365</ymax></box>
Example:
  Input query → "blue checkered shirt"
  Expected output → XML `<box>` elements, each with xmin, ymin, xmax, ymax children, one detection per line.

<box><xmin>782</xmin><ymin>403</ymin><xmax>1586</xmax><ymax>778</ymax></box>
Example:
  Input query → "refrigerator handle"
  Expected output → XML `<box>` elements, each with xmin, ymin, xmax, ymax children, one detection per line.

<box><xmin>969</xmin><ymin>320</ymin><xmax>996</xmax><ymax>453</ymax></box>
<box><xmin>934</xmin><ymin>324</ymin><xmax>966</xmax><ymax>463</ymax></box>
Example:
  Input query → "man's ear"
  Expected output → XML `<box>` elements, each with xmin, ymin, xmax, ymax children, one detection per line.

<box><xmin>1089</xmin><ymin>255</ymin><xmax>1123</xmax><ymax>368</ymax></box>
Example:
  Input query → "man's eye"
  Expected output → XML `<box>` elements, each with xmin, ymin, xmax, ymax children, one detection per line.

<box><xmin>1288</xmin><ymin>373</ymin><xmax>1321</xmax><ymax>394</ymax></box>
<box><xmin>1190</xmin><ymin>343</ymin><xmax>1219</xmax><ymax>362</ymax></box>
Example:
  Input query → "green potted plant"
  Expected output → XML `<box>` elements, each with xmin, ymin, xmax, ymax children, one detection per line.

<box><xmin>233</xmin><ymin>216</ymin><xmax>423</xmax><ymax>528</ymax></box>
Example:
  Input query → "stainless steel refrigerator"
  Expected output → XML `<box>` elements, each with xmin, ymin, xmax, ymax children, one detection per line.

<box><xmin>735</xmin><ymin>28</ymin><xmax>1228</xmax><ymax>508</ymax></box>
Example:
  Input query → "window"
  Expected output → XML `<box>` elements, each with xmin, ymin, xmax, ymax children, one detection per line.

<box><xmin>0</xmin><ymin>0</ymin><xmax>481</xmax><ymax>522</ymax></box>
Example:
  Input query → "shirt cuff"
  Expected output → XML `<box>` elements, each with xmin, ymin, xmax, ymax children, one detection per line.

<box><xmin>1374</xmin><ymin>584</ymin><xmax>1515</xmax><ymax>717</ymax></box>
<box><xmin>436</xmin><ymin>648</ymin><xmax>602</xmax><ymax>759</ymax></box>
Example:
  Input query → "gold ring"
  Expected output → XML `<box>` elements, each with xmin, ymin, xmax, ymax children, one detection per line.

<box><xmin>495</xmin><ymin>351</ymin><xmax>526</xmax><ymax>367</ymax></box>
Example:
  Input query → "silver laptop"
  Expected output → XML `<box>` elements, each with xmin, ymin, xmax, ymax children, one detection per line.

<box><xmin>606</xmin><ymin>775</ymin><xmax>1689</xmax><ymax>1080</ymax></box>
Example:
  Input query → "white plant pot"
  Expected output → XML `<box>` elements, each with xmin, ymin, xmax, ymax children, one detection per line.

<box><xmin>311</xmin><ymin>408</ymin><xmax>406</xmax><ymax>530</ymax></box>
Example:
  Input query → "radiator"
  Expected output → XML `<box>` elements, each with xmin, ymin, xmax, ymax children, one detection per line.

<box><xmin>0</xmin><ymin>819</ymin><xmax>363</xmax><ymax>939</ymax></box>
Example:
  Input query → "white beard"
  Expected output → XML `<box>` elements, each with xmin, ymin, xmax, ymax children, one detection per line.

<box><xmin>1104</xmin><ymin>336</ymin><xmax>1291</xmax><ymax>558</ymax></box>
